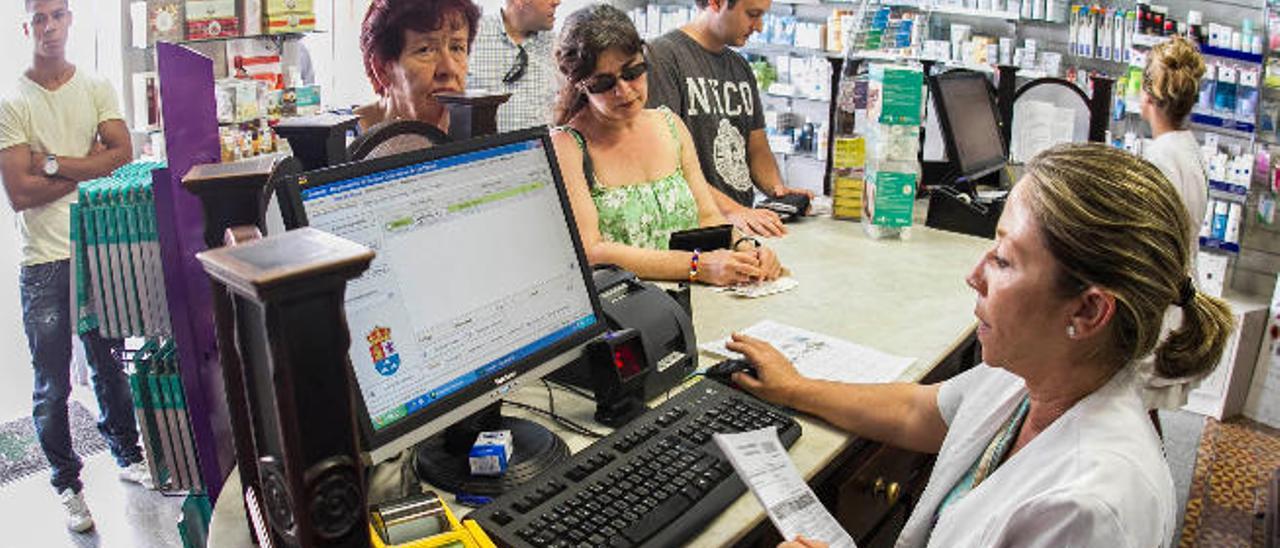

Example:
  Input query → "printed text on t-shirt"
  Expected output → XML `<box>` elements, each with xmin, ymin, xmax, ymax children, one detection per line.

<box><xmin>686</xmin><ymin>77</ymin><xmax>756</xmax><ymax>118</ymax></box>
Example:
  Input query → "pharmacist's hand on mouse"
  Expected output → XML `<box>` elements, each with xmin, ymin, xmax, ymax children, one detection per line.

<box><xmin>725</xmin><ymin>333</ymin><xmax>805</xmax><ymax>406</ymax></box>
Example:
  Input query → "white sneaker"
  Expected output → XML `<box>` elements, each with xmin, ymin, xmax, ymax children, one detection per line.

<box><xmin>58</xmin><ymin>488</ymin><xmax>94</xmax><ymax>533</ymax></box>
<box><xmin>119</xmin><ymin>461</ymin><xmax>154</xmax><ymax>489</ymax></box>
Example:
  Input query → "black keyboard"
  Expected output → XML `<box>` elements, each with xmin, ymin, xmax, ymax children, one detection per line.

<box><xmin>471</xmin><ymin>379</ymin><xmax>802</xmax><ymax>547</ymax></box>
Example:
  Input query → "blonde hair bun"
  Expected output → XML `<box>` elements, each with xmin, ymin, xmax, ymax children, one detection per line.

<box><xmin>1145</xmin><ymin>36</ymin><xmax>1207</xmax><ymax>122</ymax></box>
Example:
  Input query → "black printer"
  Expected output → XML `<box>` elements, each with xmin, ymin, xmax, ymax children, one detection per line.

<box><xmin>549</xmin><ymin>265</ymin><xmax>697</xmax><ymax>400</ymax></box>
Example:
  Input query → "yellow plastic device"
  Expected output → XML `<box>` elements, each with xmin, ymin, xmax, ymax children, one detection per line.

<box><xmin>368</xmin><ymin>492</ymin><xmax>496</xmax><ymax>548</ymax></box>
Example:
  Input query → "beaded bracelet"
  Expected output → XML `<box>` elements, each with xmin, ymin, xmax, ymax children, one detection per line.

<box><xmin>689</xmin><ymin>249</ymin><xmax>700</xmax><ymax>282</ymax></box>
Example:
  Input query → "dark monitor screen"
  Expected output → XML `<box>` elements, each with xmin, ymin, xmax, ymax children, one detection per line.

<box><xmin>930</xmin><ymin>71</ymin><xmax>1006</xmax><ymax>181</ymax></box>
<box><xmin>294</xmin><ymin>128</ymin><xmax>606</xmax><ymax>462</ymax></box>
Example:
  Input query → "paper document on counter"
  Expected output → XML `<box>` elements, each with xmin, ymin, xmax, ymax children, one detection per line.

<box><xmin>714</xmin><ymin>427</ymin><xmax>857</xmax><ymax>548</ymax></box>
<box><xmin>701</xmin><ymin>320</ymin><xmax>915</xmax><ymax>384</ymax></box>
<box><xmin>714</xmin><ymin>276</ymin><xmax>799</xmax><ymax>298</ymax></box>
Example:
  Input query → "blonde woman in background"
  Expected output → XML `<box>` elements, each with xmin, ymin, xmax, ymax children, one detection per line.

<box><xmin>1138</xmin><ymin>35</ymin><xmax>1211</xmax><ymax>426</ymax></box>
<box><xmin>733</xmin><ymin>144</ymin><xmax>1233</xmax><ymax>547</ymax></box>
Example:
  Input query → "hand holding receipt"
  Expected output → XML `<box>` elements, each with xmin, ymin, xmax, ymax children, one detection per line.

<box><xmin>714</xmin><ymin>427</ymin><xmax>857</xmax><ymax>548</ymax></box>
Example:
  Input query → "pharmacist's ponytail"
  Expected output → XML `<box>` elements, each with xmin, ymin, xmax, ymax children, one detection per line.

<box><xmin>1022</xmin><ymin>143</ymin><xmax>1233</xmax><ymax>377</ymax></box>
<box><xmin>1154</xmin><ymin>282</ymin><xmax>1234</xmax><ymax>379</ymax></box>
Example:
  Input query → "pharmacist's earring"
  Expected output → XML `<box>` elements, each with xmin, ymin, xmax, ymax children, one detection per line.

<box><xmin>1066</xmin><ymin>324</ymin><xmax>1077</xmax><ymax>339</ymax></box>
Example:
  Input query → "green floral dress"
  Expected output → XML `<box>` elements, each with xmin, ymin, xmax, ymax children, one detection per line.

<box><xmin>561</xmin><ymin>108</ymin><xmax>700</xmax><ymax>250</ymax></box>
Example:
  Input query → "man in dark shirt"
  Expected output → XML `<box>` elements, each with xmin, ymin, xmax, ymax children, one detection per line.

<box><xmin>647</xmin><ymin>0</ymin><xmax>812</xmax><ymax>237</ymax></box>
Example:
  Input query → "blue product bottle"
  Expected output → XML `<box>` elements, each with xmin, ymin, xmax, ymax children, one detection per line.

<box><xmin>1211</xmin><ymin>200</ymin><xmax>1229</xmax><ymax>240</ymax></box>
<box><xmin>1214</xmin><ymin>66</ymin><xmax>1238</xmax><ymax>115</ymax></box>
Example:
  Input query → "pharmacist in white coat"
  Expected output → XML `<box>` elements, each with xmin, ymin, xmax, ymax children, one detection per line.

<box><xmin>1138</xmin><ymin>36</ymin><xmax>1212</xmax><ymax>419</ymax></box>
<box><xmin>730</xmin><ymin>144</ymin><xmax>1234</xmax><ymax>548</ymax></box>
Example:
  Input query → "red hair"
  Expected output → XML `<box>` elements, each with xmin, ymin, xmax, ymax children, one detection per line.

<box><xmin>361</xmin><ymin>0</ymin><xmax>481</xmax><ymax>95</ymax></box>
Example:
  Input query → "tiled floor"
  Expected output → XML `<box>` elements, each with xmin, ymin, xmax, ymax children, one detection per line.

<box><xmin>1161</xmin><ymin>409</ymin><xmax>1208</xmax><ymax>545</ymax></box>
<box><xmin>0</xmin><ymin>450</ymin><xmax>185</xmax><ymax>548</ymax></box>
<box><xmin>0</xmin><ymin>381</ymin><xmax>185</xmax><ymax>548</ymax></box>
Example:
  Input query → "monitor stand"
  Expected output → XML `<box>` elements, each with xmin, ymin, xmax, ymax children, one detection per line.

<box><xmin>413</xmin><ymin>402</ymin><xmax>570</xmax><ymax>496</ymax></box>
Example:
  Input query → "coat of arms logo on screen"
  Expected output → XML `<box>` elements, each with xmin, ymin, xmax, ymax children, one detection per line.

<box><xmin>366</xmin><ymin>326</ymin><xmax>400</xmax><ymax>376</ymax></box>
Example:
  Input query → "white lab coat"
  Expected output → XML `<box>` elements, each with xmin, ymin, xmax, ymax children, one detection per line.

<box><xmin>895</xmin><ymin>365</ymin><xmax>1175</xmax><ymax>548</ymax></box>
<box><xmin>1138</xmin><ymin>129</ymin><xmax>1211</xmax><ymax>410</ymax></box>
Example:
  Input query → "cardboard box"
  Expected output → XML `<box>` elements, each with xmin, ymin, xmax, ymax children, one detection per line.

<box><xmin>468</xmin><ymin>430</ymin><xmax>513</xmax><ymax>477</ymax></box>
<box><xmin>833</xmin><ymin>203</ymin><xmax>862</xmax><ymax>220</ymax></box>
<box><xmin>265</xmin><ymin>11</ymin><xmax>315</xmax><ymax>34</ymax></box>
<box><xmin>867</xmin><ymin>64</ymin><xmax>923</xmax><ymax>126</ymax></box>
<box><xmin>240</xmin><ymin>0</ymin><xmax>261</xmax><ymax>35</ymax></box>
<box><xmin>265</xmin><ymin>0</ymin><xmax>313</xmax><ymax>13</ymax></box>
<box><xmin>147</xmin><ymin>0</ymin><xmax>185</xmax><ymax>44</ymax></box>
<box><xmin>264</xmin><ymin>0</ymin><xmax>314</xmax><ymax>33</ymax></box>
<box><xmin>185</xmin><ymin>0</ymin><xmax>238</xmax><ymax>39</ymax></box>
<box><xmin>866</xmin><ymin>171</ymin><xmax>916</xmax><ymax>228</ymax></box>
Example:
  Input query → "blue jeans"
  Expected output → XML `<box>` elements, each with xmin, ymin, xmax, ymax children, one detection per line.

<box><xmin>21</xmin><ymin>259</ymin><xmax>142</xmax><ymax>493</ymax></box>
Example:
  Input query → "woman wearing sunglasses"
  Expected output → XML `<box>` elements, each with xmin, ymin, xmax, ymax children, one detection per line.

<box><xmin>550</xmin><ymin>4</ymin><xmax>784</xmax><ymax>286</ymax></box>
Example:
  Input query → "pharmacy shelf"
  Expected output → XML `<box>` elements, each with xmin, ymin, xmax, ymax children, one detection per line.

<box><xmin>877</xmin><ymin>1</ymin><xmax>1018</xmax><ymax>20</ymax></box>
<box><xmin>144</xmin><ymin>31</ymin><xmax>316</xmax><ymax>49</ymax></box>
<box><xmin>928</xmin><ymin>5</ymin><xmax>1019</xmax><ymax>20</ymax></box>
<box><xmin>738</xmin><ymin>43</ymin><xmax>844</xmax><ymax>60</ymax></box>
<box><xmin>1130</xmin><ymin>34</ymin><xmax>1168</xmax><ymax>48</ymax></box>
<box><xmin>1129</xmin><ymin>34</ymin><xmax>1262</xmax><ymax>64</ymax></box>
<box><xmin>1191</xmin><ymin>112</ymin><xmax>1257</xmax><ymax>136</ymax></box>
<box><xmin>765</xmin><ymin>91</ymin><xmax>832</xmax><ymax>104</ymax></box>
<box><xmin>1201</xmin><ymin>45</ymin><xmax>1264</xmax><ymax>64</ymax></box>
<box><xmin>844</xmin><ymin>50</ymin><xmax>1000</xmax><ymax>74</ymax></box>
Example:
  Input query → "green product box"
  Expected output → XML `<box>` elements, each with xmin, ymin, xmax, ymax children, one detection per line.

<box><xmin>869</xmin><ymin>64</ymin><xmax>923</xmax><ymax>126</ymax></box>
<box><xmin>869</xmin><ymin>171</ymin><xmax>916</xmax><ymax>228</ymax></box>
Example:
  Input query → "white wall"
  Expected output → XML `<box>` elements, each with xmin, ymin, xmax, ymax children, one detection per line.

<box><xmin>0</xmin><ymin>0</ymin><xmax>111</xmax><ymax>415</ymax></box>
<box><xmin>1</xmin><ymin>4</ymin><xmax>37</xmax><ymax>404</ymax></box>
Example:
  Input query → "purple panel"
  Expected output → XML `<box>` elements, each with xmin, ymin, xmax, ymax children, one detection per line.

<box><xmin>155</xmin><ymin>42</ymin><xmax>233</xmax><ymax>500</ymax></box>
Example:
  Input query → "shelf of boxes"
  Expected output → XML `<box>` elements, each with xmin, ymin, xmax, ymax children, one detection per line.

<box><xmin>928</xmin><ymin>5</ymin><xmax>1019</xmax><ymax>21</ymax></box>
<box><xmin>1191</xmin><ymin>113</ymin><xmax>1258</xmax><ymax>136</ymax></box>
<box><xmin>877</xmin><ymin>1</ymin><xmax>1017</xmax><ymax>20</ymax></box>
<box><xmin>1209</xmin><ymin>179</ymin><xmax>1251</xmax><ymax>202</ymax></box>
<box><xmin>1129</xmin><ymin>34</ymin><xmax>1263</xmax><ymax>64</ymax></box>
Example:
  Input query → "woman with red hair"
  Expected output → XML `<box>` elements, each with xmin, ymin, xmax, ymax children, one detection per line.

<box><xmin>355</xmin><ymin>0</ymin><xmax>481</xmax><ymax>132</ymax></box>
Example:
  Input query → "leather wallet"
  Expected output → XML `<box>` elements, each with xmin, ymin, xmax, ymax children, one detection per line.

<box><xmin>668</xmin><ymin>224</ymin><xmax>733</xmax><ymax>251</ymax></box>
<box><xmin>756</xmin><ymin>193</ymin><xmax>811</xmax><ymax>221</ymax></box>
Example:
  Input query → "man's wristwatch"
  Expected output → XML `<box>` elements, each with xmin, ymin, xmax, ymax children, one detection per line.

<box><xmin>43</xmin><ymin>154</ymin><xmax>58</xmax><ymax>177</ymax></box>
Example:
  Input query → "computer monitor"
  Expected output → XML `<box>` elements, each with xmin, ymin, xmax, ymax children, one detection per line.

<box><xmin>929</xmin><ymin>70</ymin><xmax>1006</xmax><ymax>182</ymax></box>
<box><xmin>294</xmin><ymin>127</ymin><xmax>606</xmax><ymax>492</ymax></box>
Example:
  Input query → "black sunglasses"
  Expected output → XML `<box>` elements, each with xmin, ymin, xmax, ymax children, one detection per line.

<box><xmin>580</xmin><ymin>62</ymin><xmax>648</xmax><ymax>95</ymax></box>
<box><xmin>503</xmin><ymin>45</ymin><xmax>528</xmax><ymax>84</ymax></box>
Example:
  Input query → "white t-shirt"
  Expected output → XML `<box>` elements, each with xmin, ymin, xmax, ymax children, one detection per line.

<box><xmin>1144</xmin><ymin>129</ymin><xmax>1208</xmax><ymax>236</ymax></box>
<box><xmin>896</xmin><ymin>364</ymin><xmax>1175</xmax><ymax>548</ymax></box>
<box><xmin>0</xmin><ymin>69</ymin><xmax>123</xmax><ymax>266</ymax></box>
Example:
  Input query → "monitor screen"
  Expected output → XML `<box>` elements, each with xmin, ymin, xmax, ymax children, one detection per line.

<box><xmin>933</xmin><ymin>71</ymin><xmax>1006</xmax><ymax>180</ymax></box>
<box><xmin>298</xmin><ymin>129</ymin><xmax>605</xmax><ymax>461</ymax></box>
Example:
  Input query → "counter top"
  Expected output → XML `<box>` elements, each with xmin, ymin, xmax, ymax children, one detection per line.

<box><xmin>208</xmin><ymin>218</ymin><xmax>992</xmax><ymax>547</ymax></box>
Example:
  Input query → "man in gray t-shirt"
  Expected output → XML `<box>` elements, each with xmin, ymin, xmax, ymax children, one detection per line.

<box><xmin>647</xmin><ymin>0</ymin><xmax>811</xmax><ymax>237</ymax></box>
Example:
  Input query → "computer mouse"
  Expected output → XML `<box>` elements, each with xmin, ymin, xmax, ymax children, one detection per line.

<box><xmin>705</xmin><ymin>358</ymin><xmax>758</xmax><ymax>385</ymax></box>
